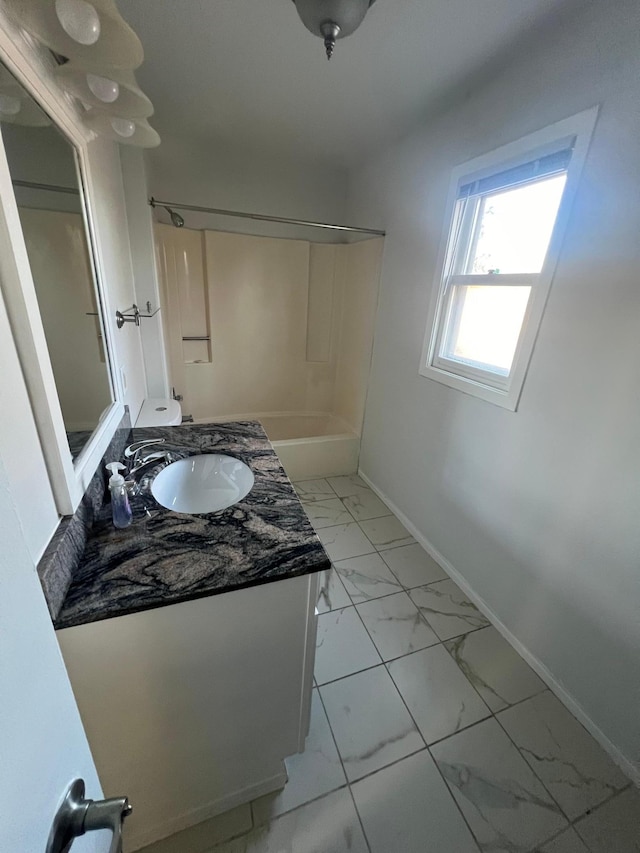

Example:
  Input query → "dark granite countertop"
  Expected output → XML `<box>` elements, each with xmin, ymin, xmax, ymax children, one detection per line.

<box><xmin>55</xmin><ymin>421</ymin><xmax>329</xmax><ymax>630</ymax></box>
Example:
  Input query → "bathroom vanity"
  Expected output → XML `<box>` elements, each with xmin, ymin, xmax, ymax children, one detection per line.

<box><xmin>53</xmin><ymin>421</ymin><xmax>329</xmax><ymax>850</ymax></box>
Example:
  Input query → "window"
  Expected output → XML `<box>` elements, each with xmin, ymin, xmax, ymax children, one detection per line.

<box><xmin>420</xmin><ymin>109</ymin><xmax>598</xmax><ymax>410</ymax></box>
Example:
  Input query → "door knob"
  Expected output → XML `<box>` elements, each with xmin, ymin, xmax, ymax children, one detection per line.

<box><xmin>46</xmin><ymin>778</ymin><xmax>132</xmax><ymax>853</ymax></box>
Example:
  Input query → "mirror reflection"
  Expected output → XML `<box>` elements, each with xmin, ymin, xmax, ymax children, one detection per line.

<box><xmin>0</xmin><ymin>62</ymin><xmax>113</xmax><ymax>463</ymax></box>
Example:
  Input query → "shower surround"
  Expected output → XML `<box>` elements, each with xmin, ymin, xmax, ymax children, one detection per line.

<box><xmin>155</xmin><ymin>227</ymin><xmax>383</xmax><ymax>477</ymax></box>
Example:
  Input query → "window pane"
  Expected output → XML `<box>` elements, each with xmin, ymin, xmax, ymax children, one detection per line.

<box><xmin>441</xmin><ymin>285</ymin><xmax>531</xmax><ymax>375</ymax></box>
<box><xmin>468</xmin><ymin>174</ymin><xmax>566</xmax><ymax>274</ymax></box>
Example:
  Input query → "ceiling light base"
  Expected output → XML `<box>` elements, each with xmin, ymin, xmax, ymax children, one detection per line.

<box><xmin>292</xmin><ymin>0</ymin><xmax>377</xmax><ymax>59</ymax></box>
<box><xmin>320</xmin><ymin>21</ymin><xmax>340</xmax><ymax>60</ymax></box>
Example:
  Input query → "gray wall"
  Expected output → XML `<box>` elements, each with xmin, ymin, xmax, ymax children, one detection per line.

<box><xmin>144</xmin><ymin>134</ymin><xmax>350</xmax><ymax>242</ymax></box>
<box><xmin>347</xmin><ymin>0</ymin><xmax>640</xmax><ymax>776</ymax></box>
<box><xmin>2</xmin><ymin>123</ymin><xmax>82</xmax><ymax>213</ymax></box>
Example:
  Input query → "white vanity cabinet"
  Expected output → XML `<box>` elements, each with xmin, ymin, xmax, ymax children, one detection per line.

<box><xmin>57</xmin><ymin>571</ymin><xmax>319</xmax><ymax>850</ymax></box>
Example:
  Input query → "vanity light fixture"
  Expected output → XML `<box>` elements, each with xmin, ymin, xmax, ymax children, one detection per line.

<box><xmin>292</xmin><ymin>0</ymin><xmax>378</xmax><ymax>59</ymax></box>
<box><xmin>84</xmin><ymin>112</ymin><xmax>160</xmax><ymax>147</ymax></box>
<box><xmin>4</xmin><ymin>0</ymin><xmax>143</xmax><ymax>70</ymax></box>
<box><xmin>4</xmin><ymin>0</ymin><xmax>160</xmax><ymax>144</ymax></box>
<box><xmin>55</xmin><ymin>63</ymin><xmax>153</xmax><ymax>117</ymax></box>
<box><xmin>110</xmin><ymin>117</ymin><xmax>135</xmax><ymax>137</ymax></box>
<box><xmin>55</xmin><ymin>0</ymin><xmax>101</xmax><ymax>46</ymax></box>
<box><xmin>0</xmin><ymin>94</ymin><xmax>21</xmax><ymax>116</ymax></box>
<box><xmin>87</xmin><ymin>73</ymin><xmax>119</xmax><ymax>101</ymax></box>
<box><xmin>0</xmin><ymin>90</ymin><xmax>51</xmax><ymax>126</ymax></box>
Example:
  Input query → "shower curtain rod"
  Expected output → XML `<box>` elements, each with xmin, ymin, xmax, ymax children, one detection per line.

<box><xmin>12</xmin><ymin>179</ymin><xmax>79</xmax><ymax>195</ymax></box>
<box><xmin>148</xmin><ymin>196</ymin><xmax>385</xmax><ymax>236</ymax></box>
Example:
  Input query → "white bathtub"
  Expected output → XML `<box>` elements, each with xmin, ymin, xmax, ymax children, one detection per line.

<box><xmin>194</xmin><ymin>412</ymin><xmax>360</xmax><ymax>481</ymax></box>
<box><xmin>264</xmin><ymin>414</ymin><xmax>359</xmax><ymax>481</ymax></box>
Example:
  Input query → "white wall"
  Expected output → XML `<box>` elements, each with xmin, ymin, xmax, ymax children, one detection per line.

<box><xmin>333</xmin><ymin>238</ymin><xmax>383</xmax><ymax>433</ymax></box>
<box><xmin>145</xmin><ymin>134</ymin><xmax>349</xmax><ymax>242</ymax></box>
<box><xmin>120</xmin><ymin>146</ymin><xmax>170</xmax><ymax>400</ymax></box>
<box><xmin>2</xmin><ymin>122</ymin><xmax>82</xmax><ymax>213</ymax></box>
<box><xmin>86</xmin><ymin>135</ymin><xmax>146</xmax><ymax>424</ymax></box>
<box><xmin>20</xmin><ymin>208</ymin><xmax>112</xmax><ymax>431</ymax></box>
<box><xmin>347</xmin><ymin>0</ymin><xmax>640</xmax><ymax>776</ymax></box>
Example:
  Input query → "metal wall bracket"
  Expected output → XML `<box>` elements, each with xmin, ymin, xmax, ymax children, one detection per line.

<box><xmin>116</xmin><ymin>301</ymin><xmax>160</xmax><ymax>329</ymax></box>
<box><xmin>116</xmin><ymin>304</ymin><xmax>140</xmax><ymax>329</ymax></box>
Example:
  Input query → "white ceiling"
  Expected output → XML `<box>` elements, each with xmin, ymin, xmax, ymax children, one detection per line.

<box><xmin>118</xmin><ymin>0</ymin><xmax>574</xmax><ymax>168</ymax></box>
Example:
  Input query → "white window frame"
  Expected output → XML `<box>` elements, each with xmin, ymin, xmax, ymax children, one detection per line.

<box><xmin>419</xmin><ymin>107</ymin><xmax>599</xmax><ymax>411</ymax></box>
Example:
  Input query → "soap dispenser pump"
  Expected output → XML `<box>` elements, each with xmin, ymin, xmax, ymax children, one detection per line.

<box><xmin>106</xmin><ymin>462</ymin><xmax>133</xmax><ymax>529</ymax></box>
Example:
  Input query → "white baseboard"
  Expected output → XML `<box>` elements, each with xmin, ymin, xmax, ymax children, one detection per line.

<box><xmin>358</xmin><ymin>468</ymin><xmax>640</xmax><ymax>787</ymax></box>
<box><xmin>127</xmin><ymin>768</ymin><xmax>288</xmax><ymax>850</ymax></box>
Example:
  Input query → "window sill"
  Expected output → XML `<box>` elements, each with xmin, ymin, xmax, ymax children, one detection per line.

<box><xmin>419</xmin><ymin>363</ymin><xmax>520</xmax><ymax>411</ymax></box>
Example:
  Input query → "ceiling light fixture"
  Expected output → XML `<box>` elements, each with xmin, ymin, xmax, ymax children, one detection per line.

<box><xmin>292</xmin><ymin>0</ymin><xmax>377</xmax><ymax>59</ymax></box>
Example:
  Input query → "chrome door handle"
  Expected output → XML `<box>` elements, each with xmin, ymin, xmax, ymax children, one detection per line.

<box><xmin>46</xmin><ymin>778</ymin><xmax>132</xmax><ymax>853</ymax></box>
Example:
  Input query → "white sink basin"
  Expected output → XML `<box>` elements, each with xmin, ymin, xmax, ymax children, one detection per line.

<box><xmin>151</xmin><ymin>453</ymin><xmax>254</xmax><ymax>514</ymax></box>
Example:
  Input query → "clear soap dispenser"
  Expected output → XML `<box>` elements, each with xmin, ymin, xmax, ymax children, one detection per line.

<box><xmin>106</xmin><ymin>462</ymin><xmax>133</xmax><ymax>529</ymax></box>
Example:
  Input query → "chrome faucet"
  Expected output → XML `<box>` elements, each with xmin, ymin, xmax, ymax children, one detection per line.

<box><xmin>123</xmin><ymin>438</ymin><xmax>175</xmax><ymax>491</ymax></box>
<box><xmin>125</xmin><ymin>438</ymin><xmax>166</xmax><ymax>465</ymax></box>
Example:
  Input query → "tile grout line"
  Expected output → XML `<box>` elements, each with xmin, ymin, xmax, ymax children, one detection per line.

<box><xmin>491</xmin><ymin>699</ymin><xmax>577</xmax><ymax>831</ymax></box>
<box><xmin>316</xmin><ymin>599</ymin><xmax>579</xmax><ymax>850</ymax></box>
<box><xmin>317</xmin><ymin>580</ymin><xmax>482</xmax><ymax>849</ymax></box>
<box><xmin>355</xmin><ymin>635</ymin><xmax>484</xmax><ymax>851</ymax></box>
<box><xmin>316</xmin><ymin>601</ymin><xmax>495</xmax><ymax>686</ymax></box>
<box><xmin>388</xmin><ymin>636</ymin><xmax>628</xmax><ymax>845</ymax></box>
<box><xmin>234</xmin><ymin>768</ymin><xmax>630</xmax><ymax>853</ymax></box>
<box><xmin>332</xmin><ymin>559</ymin><xmax>464</xmax><ymax>608</ymax></box>
<box><xmin>354</xmin><ymin>594</ymin><xmax>441</xmax><ymax>663</ymax></box>
<box><xmin>319</xmin><ymin>600</ymin><xmax>626</xmax><ymax>849</ymax></box>
<box><xmin>304</xmin><ymin>478</ymin><xmax>630</xmax><ymax>850</ymax></box>
<box><xmin>363</xmin><ymin>631</ymin><xmax>489</xmax><ymax>852</ymax></box>
<box><xmin>301</xmin><ymin>492</ymin><xmax>392</xmax><ymax>525</ymax></box>
<box><xmin>337</xmin><ymin>593</ymin><xmax>484</xmax><ymax>851</ymax></box>
<box><xmin>314</xmin><ymin>686</ymin><xmax>374</xmax><ymax>853</ymax></box>
<box><xmin>208</xmin><ymin>640</ymin><xmax>622</xmax><ymax>842</ymax></box>
<box><xmin>491</xmin><ymin>707</ymin><xmax>636</xmax><ymax>839</ymax></box>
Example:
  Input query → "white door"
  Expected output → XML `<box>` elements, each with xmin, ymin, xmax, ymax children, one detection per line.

<box><xmin>0</xmin><ymin>199</ymin><xmax>113</xmax><ymax>851</ymax></box>
<box><xmin>0</xmin><ymin>452</ymin><xmax>112</xmax><ymax>852</ymax></box>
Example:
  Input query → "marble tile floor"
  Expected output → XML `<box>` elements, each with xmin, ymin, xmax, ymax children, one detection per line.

<box><xmin>140</xmin><ymin>476</ymin><xmax>638</xmax><ymax>853</ymax></box>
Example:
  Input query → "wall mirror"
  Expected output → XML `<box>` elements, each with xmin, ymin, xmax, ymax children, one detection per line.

<box><xmin>0</xmin><ymin>59</ymin><xmax>114</xmax><ymax>464</ymax></box>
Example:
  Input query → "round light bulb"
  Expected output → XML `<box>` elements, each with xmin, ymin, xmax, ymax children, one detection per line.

<box><xmin>0</xmin><ymin>94</ymin><xmax>21</xmax><ymax>116</ymax></box>
<box><xmin>55</xmin><ymin>0</ymin><xmax>101</xmax><ymax>46</ymax></box>
<box><xmin>111</xmin><ymin>118</ymin><xmax>135</xmax><ymax>138</ymax></box>
<box><xmin>86</xmin><ymin>73</ymin><xmax>120</xmax><ymax>103</ymax></box>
